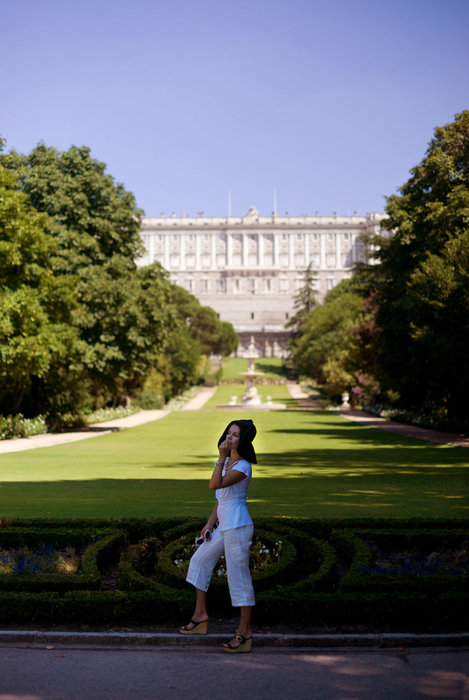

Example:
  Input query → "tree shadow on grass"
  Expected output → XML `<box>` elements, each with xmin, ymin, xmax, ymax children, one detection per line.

<box><xmin>0</xmin><ymin>472</ymin><xmax>468</xmax><ymax>520</ymax></box>
<box><xmin>268</xmin><ymin>422</ymin><xmax>467</xmax><ymax>451</ymax></box>
<box><xmin>169</xmin><ymin>444</ymin><xmax>468</xmax><ymax>474</ymax></box>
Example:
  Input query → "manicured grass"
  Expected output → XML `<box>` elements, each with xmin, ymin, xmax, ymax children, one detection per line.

<box><xmin>221</xmin><ymin>356</ymin><xmax>287</xmax><ymax>381</ymax></box>
<box><xmin>1</xmin><ymin>396</ymin><xmax>468</xmax><ymax>520</ymax></box>
<box><xmin>220</xmin><ymin>357</ymin><xmax>248</xmax><ymax>379</ymax></box>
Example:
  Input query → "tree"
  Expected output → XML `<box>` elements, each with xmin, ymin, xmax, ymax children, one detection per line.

<box><xmin>376</xmin><ymin>110</ymin><xmax>469</xmax><ymax>421</ymax></box>
<box><xmin>217</xmin><ymin>321</ymin><xmax>239</xmax><ymax>357</ymax></box>
<box><xmin>291</xmin><ymin>290</ymin><xmax>366</xmax><ymax>386</ymax></box>
<box><xmin>0</xmin><ymin>150</ymin><xmax>86</xmax><ymax>417</ymax></box>
<box><xmin>1</xmin><ymin>144</ymin><xmax>172</xmax><ymax>407</ymax></box>
<box><xmin>169</xmin><ymin>284</ymin><xmax>238</xmax><ymax>357</ymax></box>
<box><xmin>2</xmin><ymin>144</ymin><xmax>144</xmax><ymax>272</ymax></box>
<box><xmin>287</xmin><ymin>262</ymin><xmax>318</xmax><ymax>333</ymax></box>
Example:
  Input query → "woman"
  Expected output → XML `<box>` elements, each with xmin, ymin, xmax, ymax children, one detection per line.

<box><xmin>179</xmin><ymin>419</ymin><xmax>257</xmax><ymax>653</ymax></box>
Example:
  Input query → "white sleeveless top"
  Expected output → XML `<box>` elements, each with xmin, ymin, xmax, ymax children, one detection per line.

<box><xmin>215</xmin><ymin>457</ymin><xmax>253</xmax><ymax>531</ymax></box>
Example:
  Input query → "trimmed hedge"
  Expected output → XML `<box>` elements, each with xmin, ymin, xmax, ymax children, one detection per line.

<box><xmin>0</xmin><ymin>517</ymin><xmax>467</xmax><ymax>630</ymax></box>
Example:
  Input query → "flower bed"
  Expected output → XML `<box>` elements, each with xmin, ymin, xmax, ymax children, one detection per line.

<box><xmin>0</xmin><ymin>527</ymin><xmax>124</xmax><ymax>592</ymax></box>
<box><xmin>1</xmin><ymin>544</ymin><xmax>81</xmax><ymax>576</ymax></box>
<box><xmin>338</xmin><ymin>529</ymin><xmax>469</xmax><ymax>593</ymax></box>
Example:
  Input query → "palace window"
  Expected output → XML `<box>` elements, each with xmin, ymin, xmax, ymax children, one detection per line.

<box><xmin>265</xmin><ymin>279</ymin><xmax>272</xmax><ymax>293</ymax></box>
<box><xmin>202</xmin><ymin>279</ymin><xmax>209</xmax><ymax>292</ymax></box>
<box><xmin>186</xmin><ymin>279</ymin><xmax>194</xmax><ymax>291</ymax></box>
<box><xmin>280</xmin><ymin>278</ymin><xmax>288</xmax><ymax>292</ymax></box>
<box><xmin>233</xmin><ymin>279</ymin><xmax>240</xmax><ymax>293</ymax></box>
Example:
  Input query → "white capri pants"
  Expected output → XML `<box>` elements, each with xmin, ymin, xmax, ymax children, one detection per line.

<box><xmin>186</xmin><ymin>524</ymin><xmax>255</xmax><ymax>607</ymax></box>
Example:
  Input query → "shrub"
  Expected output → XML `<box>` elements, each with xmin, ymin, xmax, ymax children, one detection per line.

<box><xmin>0</xmin><ymin>517</ymin><xmax>467</xmax><ymax>629</ymax></box>
<box><xmin>0</xmin><ymin>414</ymin><xmax>48</xmax><ymax>440</ymax></box>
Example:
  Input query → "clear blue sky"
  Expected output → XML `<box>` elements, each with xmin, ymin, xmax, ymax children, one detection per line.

<box><xmin>2</xmin><ymin>0</ymin><xmax>468</xmax><ymax>218</ymax></box>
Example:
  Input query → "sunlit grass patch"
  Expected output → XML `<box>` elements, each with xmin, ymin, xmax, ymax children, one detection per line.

<box><xmin>0</xmin><ymin>409</ymin><xmax>467</xmax><ymax>519</ymax></box>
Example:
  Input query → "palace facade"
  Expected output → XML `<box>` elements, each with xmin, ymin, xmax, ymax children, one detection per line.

<box><xmin>138</xmin><ymin>207</ymin><xmax>385</xmax><ymax>356</ymax></box>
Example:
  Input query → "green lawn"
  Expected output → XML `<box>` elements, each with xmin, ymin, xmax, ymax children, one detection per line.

<box><xmin>221</xmin><ymin>356</ymin><xmax>286</xmax><ymax>381</ymax></box>
<box><xmin>1</xmin><ymin>394</ymin><xmax>468</xmax><ymax>520</ymax></box>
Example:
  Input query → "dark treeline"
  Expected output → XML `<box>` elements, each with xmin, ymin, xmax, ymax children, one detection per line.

<box><xmin>0</xmin><ymin>142</ymin><xmax>237</xmax><ymax>426</ymax></box>
<box><xmin>289</xmin><ymin>111</ymin><xmax>469</xmax><ymax>430</ymax></box>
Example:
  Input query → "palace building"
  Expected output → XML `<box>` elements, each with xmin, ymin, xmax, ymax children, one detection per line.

<box><xmin>138</xmin><ymin>207</ymin><xmax>385</xmax><ymax>356</ymax></box>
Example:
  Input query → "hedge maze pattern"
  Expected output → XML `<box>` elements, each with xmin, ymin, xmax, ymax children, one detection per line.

<box><xmin>0</xmin><ymin>518</ymin><xmax>467</xmax><ymax>629</ymax></box>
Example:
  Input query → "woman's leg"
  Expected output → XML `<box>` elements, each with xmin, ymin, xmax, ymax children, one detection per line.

<box><xmin>179</xmin><ymin>587</ymin><xmax>209</xmax><ymax>631</ymax></box>
<box><xmin>193</xmin><ymin>587</ymin><xmax>209</xmax><ymax>622</ymax></box>
<box><xmin>223</xmin><ymin>525</ymin><xmax>255</xmax><ymax>648</ymax></box>
<box><xmin>181</xmin><ymin>528</ymin><xmax>225</xmax><ymax>630</ymax></box>
<box><xmin>237</xmin><ymin>605</ymin><xmax>252</xmax><ymax>638</ymax></box>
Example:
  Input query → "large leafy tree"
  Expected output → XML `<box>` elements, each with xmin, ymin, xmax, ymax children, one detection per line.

<box><xmin>169</xmin><ymin>285</ymin><xmax>238</xmax><ymax>357</ymax></box>
<box><xmin>0</xmin><ymin>148</ymin><xmax>85</xmax><ymax>417</ymax></box>
<box><xmin>376</xmin><ymin>110</ymin><xmax>469</xmax><ymax>421</ymax></box>
<box><xmin>291</xmin><ymin>285</ymin><xmax>366</xmax><ymax>384</ymax></box>
<box><xmin>3</xmin><ymin>143</ymin><xmax>144</xmax><ymax>272</ymax></box>
<box><xmin>1</xmin><ymin>144</ymin><xmax>172</xmax><ymax>406</ymax></box>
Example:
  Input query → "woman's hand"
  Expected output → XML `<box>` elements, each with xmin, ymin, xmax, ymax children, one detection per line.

<box><xmin>218</xmin><ymin>439</ymin><xmax>230</xmax><ymax>460</ymax></box>
<box><xmin>199</xmin><ymin>523</ymin><xmax>212</xmax><ymax>540</ymax></box>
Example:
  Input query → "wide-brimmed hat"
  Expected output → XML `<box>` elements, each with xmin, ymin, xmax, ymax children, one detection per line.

<box><xmin>218</xmin><ymin>419</ymin><xmax>257</xmax><ymax>464</ymax></box>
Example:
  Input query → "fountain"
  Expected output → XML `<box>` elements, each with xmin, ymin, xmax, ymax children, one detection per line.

<box><xmin>217</xmin><ymin>337</ymin><xmax>286</xmax><ymax>410</ymax></box>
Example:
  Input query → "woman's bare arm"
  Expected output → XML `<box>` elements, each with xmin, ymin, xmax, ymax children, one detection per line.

<box><xmin>200</xmin><ymin>502</ymin><xmax>219</xmax><ymax>537</ymax></box>
<box><xmin>209</xmin><ymin>467</ymin><xmax>246</xmax><ymax>491</ymax></box>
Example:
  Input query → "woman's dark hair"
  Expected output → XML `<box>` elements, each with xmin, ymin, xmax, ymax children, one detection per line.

<box><xmin>218</xmin><ymin>419</ymin><xmax>257</xmax><ymax>463</ymax></box>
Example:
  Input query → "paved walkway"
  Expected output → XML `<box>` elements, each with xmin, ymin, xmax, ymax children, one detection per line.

<box><xmin>286</xmin><ymin>381</ymin><xmax>320</xmax><ymax>408</ymax></box>
<box><xmin>339</xmin><ymin>409</ymin><xmax>469</xmax><ymax>449</ymax></box>
<box><xmin>181</xmin><ymin>385</ymin><xmax>217</xmax><ymax>410</ymax></box>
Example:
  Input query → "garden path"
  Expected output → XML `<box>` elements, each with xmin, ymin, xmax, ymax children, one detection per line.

<box><xmin>340</xmin><ymin>409</ymin><xmax>469</xmax><ymax>449</ymax></box>
<box><xmin>181</xmin><ymin>385</ymin><xmax>217</xmax><ymax>410</ymax></box>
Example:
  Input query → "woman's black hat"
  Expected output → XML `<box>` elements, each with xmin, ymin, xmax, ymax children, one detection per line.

<box><xmin>218</xmin><ymin>419</ymin><xmax>257</xmax><ymax>464</ymax></box>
